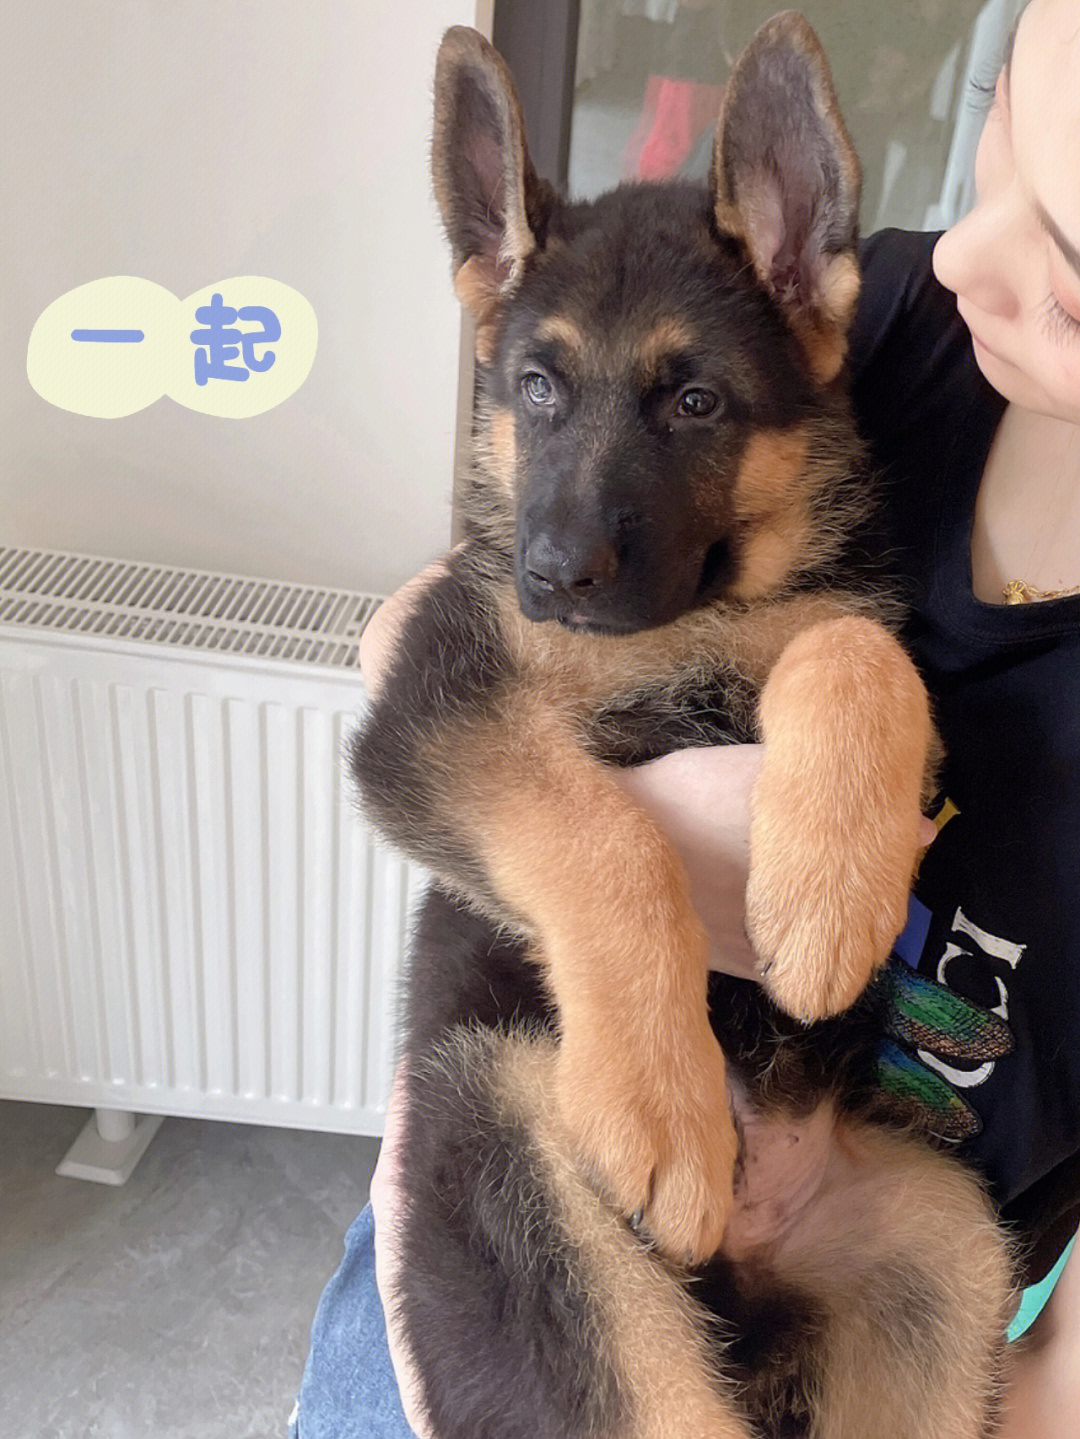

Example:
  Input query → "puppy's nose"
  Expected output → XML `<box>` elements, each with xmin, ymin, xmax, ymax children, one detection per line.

<box><xmin>524</xmin><ymin>534</ymin><xmax>619</xmax><ymax>595</ymax></box>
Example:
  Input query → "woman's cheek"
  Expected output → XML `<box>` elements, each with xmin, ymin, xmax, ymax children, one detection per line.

<box><xmin>1055</xmin><ymin>349</ymin><xmax>1080</xmax><ymax>420</ymax></box>
<box><xmin>974</xmin><ymin>116</ymin><xmax>1009</xmax><ymax>200</ymax></box>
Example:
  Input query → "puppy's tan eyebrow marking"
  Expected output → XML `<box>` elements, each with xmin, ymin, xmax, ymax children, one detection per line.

<box><xmin>536</xmin><ymin>314</ymin><xmax>588</xmax><ymax>355</ymax></box>
<box><xmin>635</xmin><ymin>317</ymin><xmax>698</xmax><ymax>379</ymax></box>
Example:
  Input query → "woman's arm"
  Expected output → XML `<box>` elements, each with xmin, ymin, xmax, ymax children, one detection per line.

<box><xmin>996</xmin><ymin>1242</ymin><xmax>1080</xmax><ymax>1439</ymax></box>
<box><xmin>369</xmin><ymin>1064</ymin><xmax>434</xmax><ymax>1439</ymax></box>
<box><xmin>358</xmin><ymin>559</ymin><xmax>452</xmax><ymax>697</ymax></box>
<box><xmin>618</xmin><ymin>747</ymin><xmax>762</xmax><ymax>979</ymax></box>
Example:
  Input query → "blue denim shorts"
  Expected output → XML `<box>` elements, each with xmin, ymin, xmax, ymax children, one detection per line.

<box><xmin>289</xmin><ymin>1205</ymin><xmax>1073</xmax><ymax>1434</ymax></box>
<box><xmin>289</xmin><ymin>1206</ymin><xmax>415</xmax><ymax>1439</ymax></box>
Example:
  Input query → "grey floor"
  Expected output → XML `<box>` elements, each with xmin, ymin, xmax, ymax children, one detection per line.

<box><xmin>0</xmin><ymin>1100</ymin><xmax>380</xmax><ymax>1439</ymax></box>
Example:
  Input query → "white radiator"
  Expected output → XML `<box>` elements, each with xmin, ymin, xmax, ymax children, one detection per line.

<box><xmin>0</xmin><ymin>546</ymin><xmax>426</xmax><ymax>1140</ymax></box>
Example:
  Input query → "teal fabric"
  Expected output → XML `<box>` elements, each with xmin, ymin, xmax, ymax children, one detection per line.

<box><xmin>1008</xmin><ymin>1235</ymin><xmax>1076</xmax><ymax>1342</ymax></box>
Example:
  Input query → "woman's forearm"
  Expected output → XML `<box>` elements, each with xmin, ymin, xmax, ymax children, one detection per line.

<box><xmin>995</xmin><ymin>1243</ymin><xmax>1080</xmax><ymax>1438</ymax></box>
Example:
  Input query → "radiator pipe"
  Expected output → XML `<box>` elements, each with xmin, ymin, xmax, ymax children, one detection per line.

<box><xmin>95</xmin><ymin>1108</ymin><xmax>136</xmax><ymax>1144</ymax></box>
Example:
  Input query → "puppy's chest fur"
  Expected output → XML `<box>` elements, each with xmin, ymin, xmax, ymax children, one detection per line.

<box><xmin>481</xmin><ymin>556</ymin><xmax>893</xmax><ymax>767</ymax></box>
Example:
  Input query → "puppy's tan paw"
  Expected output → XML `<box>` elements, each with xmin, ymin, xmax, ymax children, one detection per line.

<box><xmin>749</xmin><ymin>614</ymin><xmax>933</xmax><ymax>1022</ymax></box>
<box><xmin>642</xmin><ymin>1106</ymin><xmax>739</xmax><ymax>1264</ymax></box>
<box><xmin>557</xmin><ymin>1028</ymin><xmax>737</xmax><ymax>1265</ymax></box>
<box><xmin>746</xmin><ymin>841</ymin><xmax>911</xmax><ymax>1020</ymax></box>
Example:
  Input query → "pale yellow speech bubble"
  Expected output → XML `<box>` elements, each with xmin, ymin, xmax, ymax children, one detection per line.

<box><xmin>27</xmin><ymin>276</ymin><xmax>317</xmax><ymax>419</ymax></box>
<box><xmin>27</xmin><ymin>277</ymin><xmax>178</xmax><ymax>419</ymax></box>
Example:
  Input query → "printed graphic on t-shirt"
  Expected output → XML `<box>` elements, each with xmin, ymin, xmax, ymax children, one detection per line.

<box><xmin>877</xmin><ymin>924</ymin><xmax>1014</xmax><ymax>1139</ymax></box>
<box><xmin>876</xmin><ymin>801</ymin><xmax>1021</xmax><ymax>1140</ymax></box>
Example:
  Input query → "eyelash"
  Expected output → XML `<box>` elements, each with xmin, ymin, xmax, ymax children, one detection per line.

<box><xmin>1037</xmin><ymin>291</ymin><xmax>1080</xmax><ymax>343</ymax></box>
<box><xmin>1031</xmin><ymin>209</ymin><xmax>1080</xmax><ymax>342</ymax></box>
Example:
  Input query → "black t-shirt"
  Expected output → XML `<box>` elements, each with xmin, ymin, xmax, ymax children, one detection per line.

<box><xmin>851</xmin><ymin>229</ymin><xmax>1080</xmax><ymax>1279</ymax></box>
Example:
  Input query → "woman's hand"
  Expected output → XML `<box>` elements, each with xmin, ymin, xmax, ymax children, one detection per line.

<box><xmin>370</xmin><ymin>1063</ymin><xmax>434</xmax><ymax>1439</ymax></box>
<box><xmin>359</xmin><ymin>558</ymin><xmax>451</xmax><ymax>697</ymax></box>
<box><xmin>615</xmin><ymin>746</ymin><xmax>764</xmax><ymax>980</ymax></box>
<box><xmin>621</xmin><ymin>747</ymin><xmax>937</xmax><ymax>983</ymax></box>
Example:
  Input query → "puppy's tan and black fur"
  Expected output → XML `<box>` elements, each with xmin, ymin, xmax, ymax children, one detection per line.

<box><xmin>352</xmin><ymin>15</ymin><xmax>1013</xmax><ymax>1436</ymax></box>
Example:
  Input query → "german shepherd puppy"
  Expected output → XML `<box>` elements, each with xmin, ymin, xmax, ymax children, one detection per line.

<box><xmin>351</xmin><ymin>14</ymin><xmax>1013</xmax><ymax>1437</ymax></box>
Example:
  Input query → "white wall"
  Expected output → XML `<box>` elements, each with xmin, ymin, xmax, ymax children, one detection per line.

<box><xmin>3</xmin><ymin>0</ymin><xmax>492</xmax><ymax>595</ymax></box>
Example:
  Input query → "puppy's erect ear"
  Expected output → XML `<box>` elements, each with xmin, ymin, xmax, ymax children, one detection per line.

<box><xmin>432</xmin><ymin>27</ymin><xmax>555</xmax><ymax>360</ymax></box>
<box><xmin>711</xmin><ymin>12</ymin><xmax>861</xmax><ymax>383</ymax></box>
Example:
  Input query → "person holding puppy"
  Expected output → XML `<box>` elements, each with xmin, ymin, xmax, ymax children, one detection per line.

<box><xmin>291</xmin><ymin>2</ymin><xmax>1080</xmax><ymax>1434</ymax></box>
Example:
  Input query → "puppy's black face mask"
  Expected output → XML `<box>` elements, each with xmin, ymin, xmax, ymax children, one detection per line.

<box><xmin>433</xmin><ymin>22</ymin><xmax>862</xmax><ymax>634</ymax></box>
<box><xmin>487</xmin><ymin>186</ymin><xmax>821</xmax><ymax>634</ymax></box>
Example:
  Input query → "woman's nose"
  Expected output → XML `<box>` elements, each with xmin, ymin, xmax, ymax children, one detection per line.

<box><xmin>933</xmin><ymin>198</ymin><xmax>1022</xmax><ymax>322</ymax></box>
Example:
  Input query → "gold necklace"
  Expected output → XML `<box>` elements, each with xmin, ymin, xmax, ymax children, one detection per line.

<box><xmin>1002</xmin><ymin>578</ymin><xmax>1080</xmax><ymax>604</ymax></box>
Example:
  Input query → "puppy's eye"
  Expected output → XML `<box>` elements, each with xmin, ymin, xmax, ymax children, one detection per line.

<box><xmin>522</xmin><ymin>372</ymin><xmax>555</xmax><ymax>407</ymax></box>
<box><xmin>676</xmin><ymin>387</ymin><xmax>720</xmax><ymax>419</ymax></box>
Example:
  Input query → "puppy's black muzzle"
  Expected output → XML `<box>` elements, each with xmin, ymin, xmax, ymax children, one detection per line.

<box><xmin>521</xmin><ymin>532</ymin><xmax>619</xmax><ymax>603</ymax></box>
<box><xmin>517</xmin><ymin>549</ymin><xmax>623</xmax><ymax>632</ymax></box>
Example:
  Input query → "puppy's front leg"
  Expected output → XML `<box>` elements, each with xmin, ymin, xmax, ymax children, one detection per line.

<box><xmin>464</xmin><ymin>697</ymin><xmax>738</xmax><ymax>1266</ymax></box>
<box><xmin>746</xmin><ymin>614</ymin><xmax>934</xmax><ymax>1021</ymax></box>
